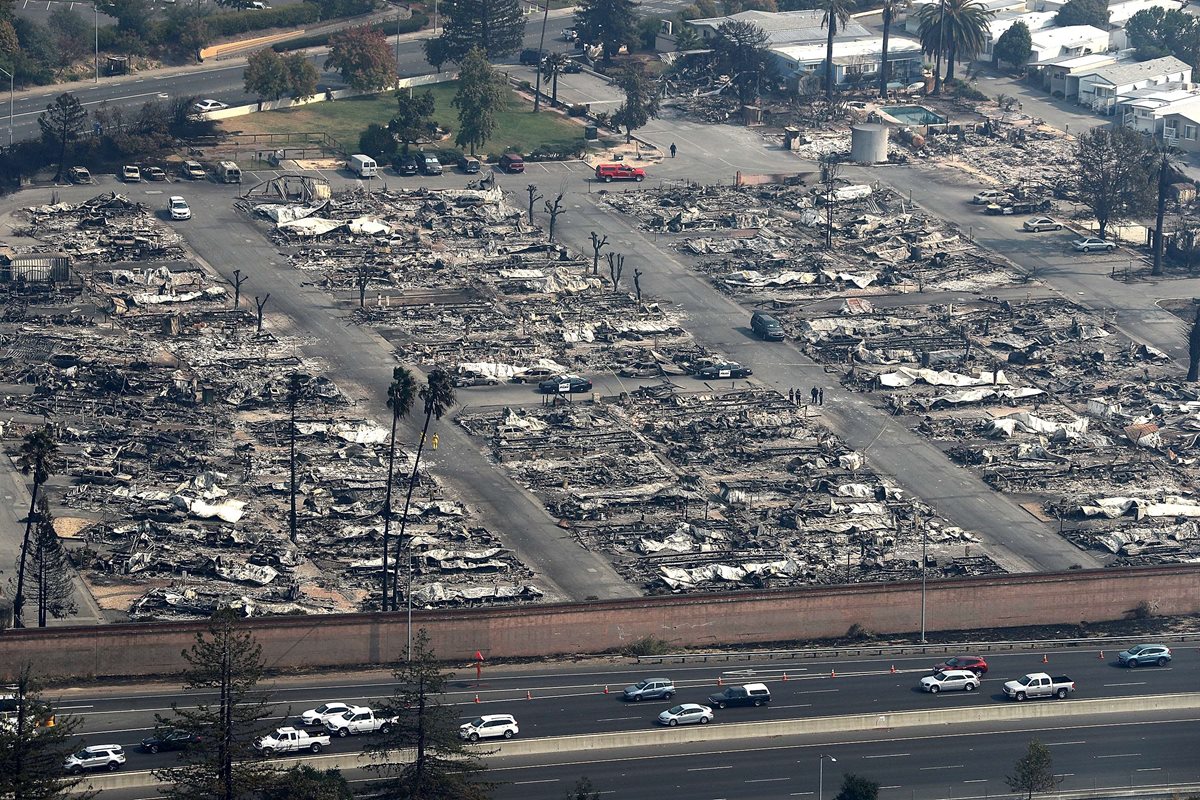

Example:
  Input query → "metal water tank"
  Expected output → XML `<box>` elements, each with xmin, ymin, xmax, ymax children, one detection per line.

<box><xmin>850</xmin><ymin>123</ymin><xmax>888</xmax><ymax>165</ymax></box>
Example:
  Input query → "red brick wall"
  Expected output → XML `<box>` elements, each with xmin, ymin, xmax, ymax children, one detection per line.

<box><xmin>1</xmin><ymin>565</ymin><xmax>1194</xmax><ymax>680</ymax></box>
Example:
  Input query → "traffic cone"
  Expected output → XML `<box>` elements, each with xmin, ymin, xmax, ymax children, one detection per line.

<box><xmin>603</xmin><ymin>685</ymin><xmax>609</xmax><ymax>694</ymax></box>
<box><xmin>890</xmin><ymin>664</ymin><xmax>897</xmax><ymax>674</ymax></box>
<box><xmin>830</xmin><ymin>669</ymin><xmax>836</xmax><ymax>678</ymax></box>
<box><xmin>526</xmin><ymin>690</ymin><xmax>532</xmax><ymax>701</ymax></box>
<box><xmin>782</xmin><ymin>672</ymin><xmax>788</xmax><ymax>681</ymax></box>
<box><xmin>717</xmin><ymin>676</ymin><xmax>723</xmax><ymax>686</ymax></box>
<box><xmin>1098</xmin><ymin>650</ymin><xmax>1104</xmax><ymax>660</ymax></box>
<box><xmin>473</xmin><ymin>694</ymin><xmax>480</xmax><ymax>703</ymax></box>
<box><xmin>1042</xmin><ymin>654</ymin><xmax>1048</xmax><ymax>664</ymax></box>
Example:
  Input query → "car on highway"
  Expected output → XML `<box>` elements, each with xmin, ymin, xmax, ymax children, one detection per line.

<box><xmin>181</xmin><ymin>160</ymin><xmax>207</xmax><ymax>180</ymax></box>
<box><xmin>140</xmin><ymin>728</ymin><xmax>200</xmax><ymax>754</ymax></box>
<box><xmin>1117</xmin><ymin>643</ymin><xmax>1172</xmax><ymax>668</ymax></box>
<box><xmin>919</xmin><ymin>669</ymin><xmax>980</xmax><ymax>693</ymax></box>
<box><xmin>193</xmin><ymin>99</ymin><xmax>228</xmax><ymax>113</ymax></box>
<box><xmin>972</xmin><ymin>188</ymin><xmax>1008</xmax><ymax>204</ymax></box>
<box><xmin>622</xmin><ymin>678</ymin><xmax>675</xmax><ymax>701</ymax></box>
<box><xmin>459</xmin><ymin>713</ymin><xmax>518</xmax><ymax>741</ymax></box>
<box><xmin>595</xmin><ymin>163</ymin><xmax>646</xmax><ymax>182</ymax></box>
<box><xmin>1002</xmin><ymin>672</ymin><xmax>1075</xmax><ymax>701</ymax></box>
<box><xmin>121</xmin><ymin>165</ymin><xmax>141</xmax><ymax>182</ymax></box>
<box><xmin>67</xmin><ymin>166</ymin><xmax>91</xmax><ymax>184</ymax></box>
<box><xmin>696</xmin><ymin>362</ymin><xmax>753</xmax><ymax>380</ymax></box>
<box><xmin>707</xmin><ymin>683</ymin><xmax>771</xmax><ymax>708</ymax></box>
<box><xmin>1023</xmin><ymin>216</ymin><xmax>1062</xmax><ymax>232</ymax></box>
<box><xmin>300</xmin><ymin>701</ymin><xmax>353</xmax><ymax>726</ymax></box>
<box><xmin>511</xmin><ymin>366</ymin><xmax>557</xmax><ymax>383</ymax></box>
<box><xmin>324</xmin><ymin>706</ymin><xmax>397</xmax><ymax>737</ymax></box>
<box><xmin>168</xmin><ymin>196</ymin><xmax>191</xmax><ymax>220</ymax></box>
<box><xmin>1073</xmin><ymin>237</ymin><xmax>1116</xmax><ymax>253</ymax></box>
<box><xmin>658</xmin><ymin>703</ymin><xmax>713</xmax><ymax>726</ymax></box>
<box><xmin>538</xmin><ymin>374</ymin><xmax>593</xmax><ymax>394</ymax></box>
<box><xmin>64</xmin><ymin>744</ymin><xmax>126</xmax><ymax>774</ymax></box>
<box><xmin>931</xmin><ymin>655</ymin><xmax>988</xmax><ymax>676</ymax></box>
<box><xmin>392</xmin><ymin>154</ymin><xmax>419</xmax><ymax>176</ymax></box>
<box><xmin>255</xmin><ymin>727</ymin><xmax>329</xmax><ymax>755</ymax></box>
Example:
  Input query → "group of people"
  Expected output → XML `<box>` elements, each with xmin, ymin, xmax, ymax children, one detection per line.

<box><xmin>788</xmin><ymin>387</ymin><xmax>824</xmax><ymax>406</ymax></box>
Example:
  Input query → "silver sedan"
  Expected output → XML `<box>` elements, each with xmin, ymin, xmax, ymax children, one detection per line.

<box><xmin>658</xmin><ymin>703</ymin><xmax>713</xmax><ymax>727</ymax></box>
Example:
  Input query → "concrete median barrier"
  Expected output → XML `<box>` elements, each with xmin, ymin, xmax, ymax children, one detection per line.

<box><xmin>70</xmin><ymin>692</ymin><xmax>1200</xmax><ymax>792</ymax></box>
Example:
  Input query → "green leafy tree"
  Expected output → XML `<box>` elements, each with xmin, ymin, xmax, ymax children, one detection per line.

<box><xmin>261</xmin><ymin>766</ymin><xmax>353</xmax><ymax>800</ymax></box>
<box><xmin>712</xmin><ymin>19</ymin><xmax>771</xmax><ymax>108</ymax></box>
<box><xmin>48</xmin><ymin>6</ymin><xmax>88</xmax><ymax>67</ymax></box>
<box><xmin>674</xmin><ymin>22</ymin><xmax>702</xmax><ymax>50</ymax></box>
<box><xmin>834</xmin><ymin>773</ymin><xmax>880</xmax><ymax>800</ymax></box>
<box><xmin>453</xmin><ymin>46</ymin><xmax>506</xmax><ymax>154</ymax></box>
<box><xmin>820</xmin><ymin>0</ymin><xmax>853</xmax><ymax>99</ymax></box>
<box><xmin>37</xmin><ymin>94</ymin><xmax>86</xmax><ymax>183</ymax></box>
<box><xmin>380</xmin><ymin>366</ymin><xmax>417</xmax><ymax>610</ymax></box>
<box><xmin>879</xmin><ymin>0</ymin><xmax>897</xmax><ymax>97</ymax></box>
<box><xmin>365</xmin><ymin>629</ymin><xmax>491</xmax><ymax>800</ymax></box>
<box><xmin>359</xmin><ymin>122</ymin><xmax>397</xmax><ymax>159</ymax></box>
<box><xmin>389</xmin><ymin>89</ymin><xmax>437</xmax><ymax>154</ymax></box>
<box><xmin>1125</xmin><ymin>7</ymin><xmax>1200</xmax><ymax>64</ymax></box>
<box><xmin>612</xmin><ymin>64</ymin><xmax>660</xmax><ymax>142</ymax></box>
<box><xmin>106</xmin><ymin>0</ymin><xmax>153</xmax><ymax>36</ymax></box>
<box><xmin>393</xmin><ymin>371</ymin><xmax>456</xmax><ymax>619</ymax></box>
<box><xmin>1075</xmin><ymin>125</ymin><xmax>1156</xmax><ymax>239</ymax></box>
<box><xmin>994</xmin><ymin>20</ymin><xmax>1032</xmax><ymax>68</ymax></box>
<box><xmin>153</xmin><ymin>608</ymin><xmax>277</xmax><ymax>800</ymax></box>
<box><xmin>284</xmin><ymin>53</ymin><xmax>320</xmax><ymax>100</ymax></box>
<box><xmin>431</xmin><ymin>0</ymin><xmax>525</xmax><ymax>63</ymax></box>
<box><xmin>917</xmin><ymin>0</ymin><xmax>994</xmax><ymax>82</ymax></box>
<box><xmin>12</xmin><ymin>426</ymin><xmax>58</xmax><ymax>628</ymax></box>
<box><xmin>244</xmin><ymin>49</ymin><xmax>291</xmax><ymax>101</ymax></box>
<box><xmin>0</xmin><ymin>666</ymin><xmax>93</xmax><ymax>800</ymax></box>
<box><xmin>541</xmin><ymin>52</ymin><xmax>573</xmax><ymax>105</ymax></box>
<box><xmin>576</xmin><ymin>0</ymin><xmax>638</xmax><ymax>62</ymax></box>
<box><xmin>325</xmin><ymin>25</ymin><xmax>394</xmax><ymax>92</ymax></box>
<box><xmin>1006</xmin><ymin>739</ymin><xmax>1060</xmax><ymax>800</ymax></box>
<box><xmin>1055</xmin><ymin>0</ymin><xmax>1109</xmax><ymax>29</ymax></box>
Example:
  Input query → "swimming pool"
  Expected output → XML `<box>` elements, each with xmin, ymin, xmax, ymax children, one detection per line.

<box><xmin>879</xmin><ymin>105</ymin><xmax>947</xmax><ymax>126</ymax></box>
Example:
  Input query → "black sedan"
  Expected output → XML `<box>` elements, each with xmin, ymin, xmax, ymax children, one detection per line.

<box><xmin>538</xmin><ymin>374</ymin><xmax>593</xmax><ymax>394</ymax></box>
<box><xmin>392</xmin><ymin>154</ymin><xmax>419</xmax><ymax>175</ymax></box>
<box><xmin>696</xmin><ymin>362</ymin><xmax>752</xmax><ymax>380</ymax></box>
<box><xmin>140</xmin><ymin>728</ymin><xmax>200</xmax><ymax>754</ymax></box>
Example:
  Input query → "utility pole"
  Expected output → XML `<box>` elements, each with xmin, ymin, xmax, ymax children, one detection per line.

<box><xmin>1152</xmin><ymin>153</ymin><xmax>1168</xmax><ymax>277</ymax></box>
<box><xmin>919</xmin><ymin>511</ymin><xmax>928</xmax><ymax>643</ymax></box>
<box><xmin>94</xmin><ymin>1</ymin><xmax>99</xmax><ymax>83</ymax></box>
<box><xmin>533</xmin><ymin>1</ymin><xmax>550</xmax><ymax>111</ymax></box>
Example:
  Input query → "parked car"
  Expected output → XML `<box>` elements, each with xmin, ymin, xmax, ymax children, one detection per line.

<box><xmin>67</xmin><ymin>166</ymin><xmax>91</xmax><ymax>184</ymax></box>
<box><xmin>121</xmin><ymin>165</ymin><xmax>141</xmax><ymax>182</ymax></box>
<box><xmin>1002</xmin><ymin>672</ymin><xmax>1075</xmax><ymax>701</ymax></box>
<box><xmin>420</xmin><ymin>152</ymin><xmax>443</xmax><ymax>175</ymax></box>
<box><xmin>140</xmin><ymin>728</ymin><xmax>199</xmax><ymax>754</ymax></box>
<box><xmin>658</xmin><ymin>703</ymin><xmax>713</xmax><ymax>726</ymax></box>
<box><xmin>144</xmin><ymin>165</ymin><xmax>167</xmax><ymax>181</ymax></box>
<box><xmin>300</xmin><ymin>701</ymin><xmax>353</xmax><ymax>726</ymax></box>
<box><xmin>459</xmin><ymin>714</ymin><xmax>518</xmax><ymax>741</ymax></box>
<box><xmin>392</xmin><ymin>154</ymin><xmax>419</xmax><ymax>175</ymax></box>
<box><xmin>1117</xmin><ymin>644</ymin><xmax>1172</xmax><ymax>668</ymax></box>
<box><xmin>595</xmin><ymin>163</ymin><xmax>646</xmax><ymax>182</ymax></box>
<box><xmin>561</xmin><ymin>58</ymin><xmax>583</xmax><ymax>73</ymax></box>
<box><xmin>931</xmin><ymin>655</ymin><xmax>988</xmax><ymax>676</ymax></box>
<box><xmin>1023</xmin><ymin>216</ymin><xmax>1062</xmax><ymax>232</ymax></box>
<box><xmin>696</xmin><ymin>362</ymin><xmax>752</xmax><ymax>380</ymax></box>
<box><xmin>538</xmin><ymin>374</ymin><xmax>593</xmax><ymax>394</ymax></box>
<box><xmin>919</xmin><ymin>669</ymin><xmax>980</xmax><ymax>693</ymax></box>
<box><xmin>499</xmin><ymin>152</ymin><xmax>525</xmax><ymax>173</ymax></box>
<box><xmin>622</xmin><ymin>678</ymin><xmax>675</xmax><ymax>701</ymax></box>
<box><xmin>168</xmin><ymin>196</ymin><xmax>191</xmax><ymax>220</ymax></box>
<box><xmin>972</xmin><ymin>188</ymin><xmax>1008</xmax><ymax>204</ymax></box>
<box><xmin>455</xmin><ymin>372</ymin><xmax>499</xmax><ymax>387</ymax></box>
<box><xmin>460</xmin><ymin>155</ymin><xmax>481</xmax><ymax>174</ymax></box>
<box><xmin>181</xmin><ymin>160</ymin><xmax>207</xmax><ymax>180</ymax></box>
<box><xmin>511</xmin><ymin>366</ymin><xmax>557</xmax><ymax>383</ymax></box>
<box><xmin>254</xmin><ymin>727</ymin><xmax>329</xmax><ymax>755</ymax></box>
<box><xmin>986</xmin><ymin>198</ymin><xmax>1052</xmax><ymax>215</ymax></box>
<box><xmin>324</xmin><ymin>706</ymin><xmax>397</xmax><ymax>737</ymax></box>
<box><xmin>64</xmin><ymin>744</ymin><xmax>125</xmax><ymax>774</ymax></box>
<box><xmin>519</xmin><ymin>48</ymin><xmax>543</xmax><ymax>65</ymax></box>
<box><xmin>750</xmin><ymin>310</ymin><xmax>785</xmax><ymax>341</ymax></box>
<box><xmin>1073</xmin><ymin>237</ymin><xmax>1116</xmax><ymax>253</ymax></box>
<box><xmin>561</xmin><ymin>27</ymin><xmax>578</xmax><ymax>41</ymax></box>
<box><xmin>193</xmin><ymin>99</ymin><xmax>228</xmax><ymax>113</ymax></box>
<box><xmin>707</xmin><ymin>683</ymin><xmax>771</xmax><ymax>708</ymax></box>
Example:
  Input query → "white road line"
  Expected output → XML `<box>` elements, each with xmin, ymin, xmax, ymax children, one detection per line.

<box><xmin>772</xmin><ymin>703</ymin><xmax>813</xmax><ymax>710</ymax></box>
<box><xmin>56</xmin><ymin>705</ymin><xmax>94</xmax><ymax>710</ymax></box>
<box><xmin>963</xmin><ymin>779</ymin><xmax>989</xmax><ymax>784</ymax></box>
<box><xmin>513</xmin><ymin>779</ymin><xmax>559</xmax><ymax>785</ymax></box>
<box><xmin>688</xmin><ymin>766</ymin><xmax>733</xmax><ymax>772</ymax></box>
<box><xmin>789</xmin><ymin>792</ymin><xmax>814</xmax><ymax>796</ymax></box>
<box><xmin>595</xmin><ymin>717</ymin><xmax>638</xmax><ymax>722</ymax></box>
<box><xmin>1136</xmin><ymin>768</ymin><xmax>1162</xmax><ymax>772</ymax></box>
<box><xmin>1096</xmin><ymin>753</ymin><xmax>1141</xmax><ymax>759</ymax></box>
<box><xmin>1103</xmin><ymin>682</ymin><xmax>1147</xmax><ymax>687</ymax></box>
<box><xmin>745</xmin><ymin>778</ymin><xmax>789</xmax><ymax>783</ymax></box>
<box><xmin>863</xmin><ymin>753</ymin><xmax>910</xmax><ymax>759</ymax></box>
<box><xmin>920</xmin><ymin>765</ymin><xmax>964</xmax><ymax>771</ymax></box>
<box><xmin>880</xmin><ymin>786</ymin><xmax>903</xmax><ymax>790</ymax></box>
<box><xmin>1047</xmin><ymin>741</ymin><xmax>1086</xmax><ymax>746</ymax></box>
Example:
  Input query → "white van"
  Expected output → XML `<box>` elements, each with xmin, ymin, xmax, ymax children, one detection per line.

<box><xmin>216</xmin><ymin>161</ymin><xmax>241</xmax><ymax>184</ymax></box>
<box><xmin>348</xmin><ymin>154</ymin><xmax>378</xmax><ymax>178</ymax></box>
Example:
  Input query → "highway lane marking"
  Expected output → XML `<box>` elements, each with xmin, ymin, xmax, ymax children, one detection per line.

<box><xmin>513</xmin><ymin>779</ymin><xmax>559</xmax><ymax>785</ymax></box>
<box><xmin>1095</xmin><ymin>753</ymin><xmax>1141</xmax><ymax>758</ymax></box>
<box><xmin>745</xmin><ymin>777</ymin><xmax>789</xmax><ymax>783</ymax></box>
<box><xmin>595</xmin><ymin>716</ymin><xmax>639</xmax><ymax>722</ymax></box>
<box><xmin>862</xmin><ymin>753</ymin><xmax>910</xmax><ymax>759</ymax></box>
<box><xmin>1136</xmin><ymin>768</ymin><xmax>1162</xmax><ymax>772</ymax></box>
<box><xmin>1046</xmin><ymin>741</ymin><xmax>1086</xmax><ymax>746</ymax></box>
<box><xmin>688</xmin><ymin>766</ymin><xmax>733</xmax><ymax>771</ymax></box>
<box><xmin>789</xmin><ymin>792</ymin><xmax>815</xmax><ymax>796</ymax></box>
<box><xmin>919</xmin><ymin>765</ymin><xmax>964</xmax><ymax>770</ymax></box>
<box><xmin>1103</xmin><ymin>682</ymin><xmax>1147</xmax><ymax>687</ymax></box>
<box><xmin>880</xmin><ymin>786</ymin><xmax>902</xmax><ymax>790</ymax></box>
<box><xmin>963</xmin><ymin>779</ymin><xmax>989</xmax><ymax>783</ymax></box>
<box><xmin>771</xmin><ymin>703</ymin><xmax>813</xmax><ymax>710</ymax></box>
<box><xmin>56</xmin><ymin>705</ymin><xmax>93</xmax><ymax>710</ymax></box>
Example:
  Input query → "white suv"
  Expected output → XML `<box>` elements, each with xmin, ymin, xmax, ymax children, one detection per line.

<box><xmin>459</xmin><ymin>714</ymin><xmax>518</xmax><ymax>741</ymax></box>
<box><xmin>64</xmin><ymin>744</ymin><xmax>126</xmax><ymax>774</ymax></box>
<box><xmin>919</xmin><ymin>669</ymin><xmax>980</xmax><ymax>693</ymax></box>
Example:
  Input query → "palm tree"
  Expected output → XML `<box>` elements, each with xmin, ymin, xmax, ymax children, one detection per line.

<box><xmin>821</xmin><ymin>0</ymin><xmax>855</xmax><ymax>100</ymax></box>
<box><xmin>918</xmin><ymin>0</ymin><xmax>994</xmax><ymax>85</ymax></box>
<box><xmin>395</xmin><ymin>368</ymin><xmax>456</xmax><ymax>658</ymax></box>
<box><xmin>542</xmin><ymin>53</ymin><xmax>571</xmax><ymax>107</ymax></box>
<box><xmin>13</xmin><ymin>425</ymin><xmax>58</xmax><ymax>628</ymax></box>
<box><xmin>381</xmin><ymin>367</ymin><xmax>417</xmax><ymax>612</ymax></box>
<box><xmin>880</xmin><ymin>0</ymin><xmax>898</xmax><ymax>99</ymax></box>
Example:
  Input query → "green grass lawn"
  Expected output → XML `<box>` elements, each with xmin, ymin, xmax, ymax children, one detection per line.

<box><xmin>223</xmin><ymin>82</ymin><xmax>585</xmax><ymax>159</ymax></box>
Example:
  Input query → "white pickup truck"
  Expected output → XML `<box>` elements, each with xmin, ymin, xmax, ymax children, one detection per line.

<box><xmin>254</xmin><ymin>726</ymin><xmax>330</xmax><ymax>755</ymax></box>
<box><xmin>323</xmin><ymin>706</ymin><xmax>398</xmax><ymax>737</ymax></box>
<box><xmin>1002</xmin><ymin>673</ymin><xmax>1075</xmax><ymax>701</ymax></box>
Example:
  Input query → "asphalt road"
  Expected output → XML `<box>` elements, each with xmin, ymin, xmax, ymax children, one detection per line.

<box><xmin>50</xmin><ymin>643</ymin><xmax>1191</xmax><ymax>774</ymax></box>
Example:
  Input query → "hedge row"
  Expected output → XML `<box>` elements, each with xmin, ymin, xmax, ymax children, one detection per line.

<box><xmin>206</xmin><ymin>3</ymin><xmax>322</xmax><ymax>38</ymax></box>
<box><xmin>272</xmin><ymin>12</ymin><xmax>428</xmax><ymax>51</ymax></box>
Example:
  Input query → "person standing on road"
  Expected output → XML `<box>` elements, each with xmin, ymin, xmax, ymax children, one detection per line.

<box><xmin>670</xmin><ymin>143</ymin><xmax>677</xmax><ymax>158</ymax></box>
<box><xmin>788</xmin><ymin>388</ymin><xmax>795</xmax><ymax>403</ymax></box>
<box><xmin>810</xmin><ymin>387</ymin><xmax>819</xmax><ymax>405</ymax></box>
<box><xmin>818</xmin><ymin>388</ymin><xmax>824</xmax><ymax>406</ymax></box>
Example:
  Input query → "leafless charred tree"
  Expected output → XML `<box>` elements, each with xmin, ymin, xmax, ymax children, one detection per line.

<box><xmin>1188</xmin><ymin>306</ymin><xmax>1200</xmax><ymax>382</ymax></box>
<box><xmin>526</xmin><ymin>184</ymin><xmax>542</xmax><ymax>227</ymax></box>
<box><xmin>633</xmin><ymin>268</ymin><xmax>643</xmax><ymax>303</ymax></box>
<box><xmin>231</xmin><ymin>269</ymin><xmax>247</xmax><ymax>311</ymax></box>
<box><xmin>589</xmin><ymin>231</ymin><xmax>609</xmax><ymax>276</ymax></box>
<box><xmin>357</xmin><ymin>265</ymin><xmax>370</xmax><ymax>309</ymax></box>
<box><xmin>544</xmin><ymin>193</ymin><xmax>565</xmax><ymax>242</ymax></box>
<box><xmin>254</xmin><ymin>294</ymin><xmax>270</xmax><ymax>333</ymax></box>
<box><xmin>607</xmin><ymin>252</ymin><xmax>624</xmax><ymax>291</ymax></box>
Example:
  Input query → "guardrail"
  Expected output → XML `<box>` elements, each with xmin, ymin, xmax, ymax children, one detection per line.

<box><xmin>635</xmin><ymin>631</ymin><xmax>1200</xmax><ymax>664</ymax></box>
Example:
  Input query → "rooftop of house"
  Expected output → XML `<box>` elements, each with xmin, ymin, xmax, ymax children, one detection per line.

<box><xmin>1080</xmin><ymin>55</ymin><xmax>1191</xmax><ymax>86</ymax></box>
<box><xmin>688</xmin><ymin>9</ymin><xmax>870</xmax><ymax>45</ymax></box>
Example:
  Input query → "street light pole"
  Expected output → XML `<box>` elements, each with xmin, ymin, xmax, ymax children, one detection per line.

<box><xmin>94</xmin><ymin>1</ymin><xmax>99</xmax><ymax>83</ymax></box>
<box><xmin>919</xmin><ymin>512</ymin><xmax>928</xmax><ymax>643</ymax></box>
<box><xmin>0</xmin><ymin>67</ymin><xmax>13</xmax><ymax>148</ymax></box>
<box><xmin>819</xmin><ymin>754</ymin><xmax>837</xmax><ymax>800</ymax></box>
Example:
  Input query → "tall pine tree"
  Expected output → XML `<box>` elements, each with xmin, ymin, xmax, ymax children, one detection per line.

<box><xmin>432</xmin><ymin>0</ymin><xmax>525</xmax><ymax>63</ymax></box>
<box><xmin>576</xmin><ymin>0</ymin><xmax>638</xmax><ymax>61</ymax></box>
<box><xmin>0</xmin><ymin>666</ymin><xmax>93</xmax><ymax>800</ymax></box>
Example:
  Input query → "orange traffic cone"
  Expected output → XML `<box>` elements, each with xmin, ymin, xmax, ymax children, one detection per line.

<box><xmin>717</xmin><ymin>676</ymin><xmax>723</xmax><ymax>686</ymax></box>
<box><xmin>526</xmin><ymin>690</ymin><xmax>532</xmax><ymax>701</ymax></box>
<box><xmin>603</xmin><ymin>685</ymin><xmax>609</xmax><ymax>694</ymax></box>
<box><xmin>782</xmin><ymin>672</ymin><xmax>788</xmax><ymax>681</ymax></box>
<box><xmin>890</xmin><ymin>664</ymin><xmax>897</xmax><ymax>674</ymax></box>
<box><xmin>830</xmin><ymin>669</ymin><xmax>836</xmax><ymax>678</ymax></box>
<box><xmin>1042</xmin><ymin>654</ymin><xmax>1048</xmax><ymax>664</ymax></box>
<box><xmin>473</xmin><ymin>694</ymin><xmax>480</xmax><ymax>703</ymax></box>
